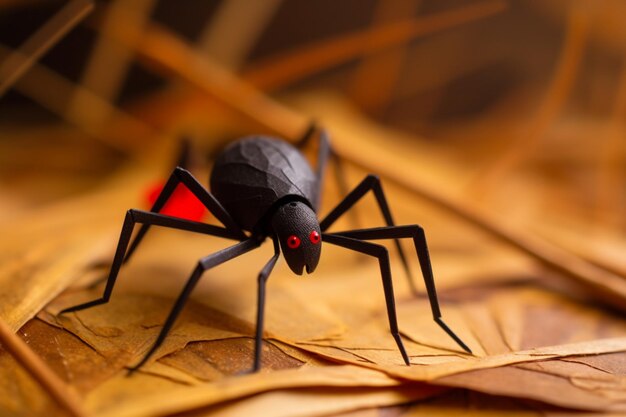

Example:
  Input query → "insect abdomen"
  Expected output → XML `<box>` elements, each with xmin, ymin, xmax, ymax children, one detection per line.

<box><xmin>210</xmin><ymin>136</ymin><xmax>317</xmax><ymax>231</ymax></box>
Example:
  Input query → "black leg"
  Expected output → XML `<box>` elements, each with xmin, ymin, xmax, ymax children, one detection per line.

<box><xmin>125</xmin><ymin>167</ymin><xmax>247</xmax><ymax>261</ymax></box>
<box><xmin>128</xmin><ymin>238</ymin><xmax>261</xmax><ymax>373</ymax></box>
<box><xmin>296</xmin><ymin>124</ymin><xmax>330</xmax><ymax>210</ymax></box>
<box><xmin>59</xmin><ymin>209</ymin><xmax>243</xmax><ymax>315</ymax></box>
<box><xmin>252</xmin><ymin>236</ymin><xmax>281</xmax><ymax>372</ymax></box>
<box><xmin>329</xmin><ymin>148</ymin><xmax>350</xmax><ymax>214</ymax></box>
<box><xmin>295</xmin><ymin>125</ymin><xmax>349</xmax><ymax>213</ymax></box>
<box><xmin>322</xmin><ymin>233</ymin><xmax>411</xmax><ymax>365</ymax></box>
<box><xmin>333</xmin><ymin>225</ymin><xmax>472</xmax><ymax>354</ymax></box>
<box><xmin>297</xmin><ymin>127</ymin><xmax>331</xmax><ymax>185</ymax></box>
<box><xmin>320</xmin><ymin>175</ymin><xmax>415</xmax><ymax>294</ymax></box>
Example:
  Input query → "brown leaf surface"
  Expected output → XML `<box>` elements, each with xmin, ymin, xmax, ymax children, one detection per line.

<box><xmin>3</xmin><ymin>109</ymin><xmax>625</xmax><ymax>415</ymax></box>
<box><xmin>2</xmin><ymin>3</ymin><xmax>626</xmax><ymax>415</ymax></box>
<box><xmin>185</xmin><ymin>385</ymin><xmax>444</xmax><ymax>417</ymax></box>
<box><xmin>437</xmin><ymin>354</ymin><xmax>626</xmax><ymax>412</ymax></box>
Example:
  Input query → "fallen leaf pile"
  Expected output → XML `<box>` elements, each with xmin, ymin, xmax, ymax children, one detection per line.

<box><xmin>1</xmin><ymin>1</ymin><xmax>626</xmax><ymax>416</ymax></box>
<box><xmin>1</xmin><ymin>99</ymin><xmax>625</xmax><ymax>415</ymax></box>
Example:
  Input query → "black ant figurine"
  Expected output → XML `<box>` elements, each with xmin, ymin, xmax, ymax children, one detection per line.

<box><xmin>60</xmin><ymin>126</ymin><xmax>471</xmax><ymax>373</ymax></box>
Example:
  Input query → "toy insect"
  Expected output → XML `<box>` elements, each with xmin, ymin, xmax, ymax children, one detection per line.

<box><xmin>60</xmin><ymin>127</ymin><xmax>471</xmax><ymax>373</ymax></box>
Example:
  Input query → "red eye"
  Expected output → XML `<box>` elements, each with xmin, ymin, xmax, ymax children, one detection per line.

<box><xmin>286</xmin><ymin>235</ymin><xmax>301</xmax><ymax>249</ymax></box>
<box><xmin>309</xmin><ymin>230</ymin><xmax>321</xmax><ymax>244</ymax></box>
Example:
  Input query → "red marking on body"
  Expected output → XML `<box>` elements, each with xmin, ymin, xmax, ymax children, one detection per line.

<box><xmin>146</xmin><ymin>182</ymin><xmax>207</xmax><ymax>222</ymax></box>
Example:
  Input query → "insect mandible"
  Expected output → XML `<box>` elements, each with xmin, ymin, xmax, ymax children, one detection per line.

<box><xmin>59</xmin><ymin>126</ymin><xmax>471</xmax><ymax>373</ymax></box>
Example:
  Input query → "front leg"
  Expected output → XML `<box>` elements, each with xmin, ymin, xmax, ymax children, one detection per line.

<box><xmin>128</xmin><ymin>238</ymin><xmax>260</xmax><ymax>373</ymax></box>
<box><xmin>125</xmin><ymin>167</ymin><xmax>247</xmax><ymax>261</ymax></box>
<box><xmin>59</xmin><ymin>210</ymin><xmax>243</xmax><ymax>315</ymax></box>
<box><xmin>333</xmin><ymin>225</ymin><xmax>472</xmax><ymax>354</ymax></box>
<box><xmin>320</xmin><ymin>175</ymin><xmax>415</xmax><ymax>294</ymax></box>
<box><xmin>322</xmin><ymin>233</ymin><xmax>410</xmax><ymax>365</ymax></box>
<box><xmin>252</xmin><ymin>236</ymin><xmax>280</xmax><ymax>372</ymax></box>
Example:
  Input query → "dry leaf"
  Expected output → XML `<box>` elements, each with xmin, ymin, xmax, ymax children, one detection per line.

<box><xmin>2</xmin><ymin>3</ymin><xmax>626</xmax><ymax>416</ymax></box>
<box><xmin>437</xmin><ymin>354</ymin><xmax>626</xmax><ymax>412</ymax></box>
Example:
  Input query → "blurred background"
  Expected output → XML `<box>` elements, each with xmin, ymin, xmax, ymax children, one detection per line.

<box><xmin>2</xmin><ymin>3</ymin><xmax>626</xmax><ymax>414</ymax></box>
<box><xmin>0</xmin><ymin>0</ymin><xmax>624</xmax><ymax>278</ymax></box>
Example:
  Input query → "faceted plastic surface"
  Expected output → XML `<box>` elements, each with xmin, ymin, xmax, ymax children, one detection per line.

<box><xmin>210</xmin><ymin>136</ymin><xmax>317</xmax><ymax>231</ymax></box>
